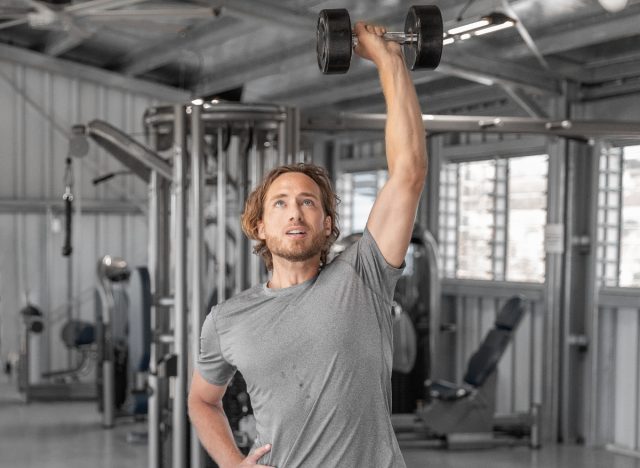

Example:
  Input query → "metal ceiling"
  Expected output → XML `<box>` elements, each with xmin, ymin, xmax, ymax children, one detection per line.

<box><xmin>1</xmin><ymin>0</ymin><xmax>640</xmax><ymax>114</ymax></box>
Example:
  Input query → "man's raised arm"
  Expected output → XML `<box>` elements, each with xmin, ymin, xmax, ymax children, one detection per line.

<box><xmin>354</xmin><ymin>22</ymin><xmax>428</xmax><ymax>267</ymax></box>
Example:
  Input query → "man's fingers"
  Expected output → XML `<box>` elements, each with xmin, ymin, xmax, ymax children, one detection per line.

<box><xmin>358</xmin><ymin>22</ymin><xmax>385</xmax><ymax>36</ymax></box>
<box><xmin>246</xmin><ymin>444</ymin><xmax>271</xmax><ymax>463</ymax></box>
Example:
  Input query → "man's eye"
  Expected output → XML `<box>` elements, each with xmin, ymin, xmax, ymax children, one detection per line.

<box><xmin>302</xmin><ymin>199</ymin><xmax>314</xmax><ymax>206</ymax></box>
<box><xmin>274</xmin><ymin>200</ymin><xmax>285</xmax><ymax>207</ymax></box>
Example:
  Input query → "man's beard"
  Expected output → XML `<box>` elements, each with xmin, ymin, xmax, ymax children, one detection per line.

<box><xmin>266</xmin><ymin>229</ymin><xmax>326</xmax><ymax>263</ymax></box>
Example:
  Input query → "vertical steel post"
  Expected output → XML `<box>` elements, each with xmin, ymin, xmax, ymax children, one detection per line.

<box><xmin>543</xmin><ymin>132</ymin><xmax>567</xmax><ymax>443</ymax></box>
<box><xmin>147</xmin><ymin>170</ymin><xmax>161</xmax><ymax>468</ymax></box>
<box><xmin>146</xmin><ymin>120</ymin><xmax>174</xmax><ymax>468</ymax></box>
<box><xmin>236</xmin><ymin>131</ymin><xmax>249</xmax><ymax>294</ymax></box>
<box><xmin>586</xmin><ymin>143</ymin><xmax>605</xmax><ymax>446</ymax></box>
<box><xmin>278</xmin><ymin>118</ymin><xmax>287</xmax><ymax>166</ymax></box>
<box><xmin>173</xmin><ymin>105</ymin><xmax>188</xmax><ymax>468</ymax></box>
<box><xmin>190</xmin><ymin>105</ymin><xmax>206</xmax><ymax>468</ymax></box>
<box><xmin>249</xmin><ymin>135</ymin><xmax>261</xmax><ymax>286</ymax></box>
<box><xmin>288</xmin><ymin>107</ymin><xmax>301</xmax><ymax>163</ymax></box>
<box><xmin>560</xmin><ymin>141</ymin><xmax>576</xmax><ymax>443</ymax></box>
<box><xmin>217</xmin><ymin>127</ymin><xmax>227</xmax><ymax>303</ymax></box>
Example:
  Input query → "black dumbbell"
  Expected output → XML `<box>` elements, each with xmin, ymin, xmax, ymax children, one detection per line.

<box><xmin>316</xmin><ymin>5</ymin><xmax>443</xmax><ymax>74</ymax></box>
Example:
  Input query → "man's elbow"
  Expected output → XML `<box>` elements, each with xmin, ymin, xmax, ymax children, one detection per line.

<box><xmin>400</xmin><ymin>169</ymin><xmax>427</xmax><ymax>194</ymax></box>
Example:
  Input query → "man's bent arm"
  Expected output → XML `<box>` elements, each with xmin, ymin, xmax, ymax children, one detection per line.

<box><xmin>356</xmin><ymin>23</ymin><xmax>428</xmax><ymax>267</ymax></box>
<box><xmin>188</xmin><ymin>370</ymin><xmax>249</xmax><ymax>467</ymax></box>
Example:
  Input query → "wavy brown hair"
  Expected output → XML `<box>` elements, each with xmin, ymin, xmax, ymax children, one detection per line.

<box><xmin>241</xmin><ymin>163</ymin><xmax>340</xmax><ymax>271</ymax></box>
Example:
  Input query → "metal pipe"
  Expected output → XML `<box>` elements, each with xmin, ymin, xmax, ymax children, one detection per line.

<box><xmin>249</xmin><ymin>135</ymin><xmax>261</xmax><ymax>286</ymax></box>
<box><xmin>96</xmin><ymin>258</ymin><xmax>118</xmax><ymax>429</ymax></box>
<box><xmin>86</xmin><ymin>120</ymin><xmax>173</xmax><ymax>181</ymax></box>
<box><xmin>217</xmin><ymin>127</ymin><xmax>228</xmax><ymax>303</ymax></box>
<box><xmin>190</xmin><ymin>105</ymin><xmax>206</xmax><ymax>468</ymax></box>
<box><xmin>236</xmin><ymin>131</ymin><xmax>250</xmax><ymax>294</ymax></box>
<box><xmin>542</xmin><ymin>135</ymin><xmax>567</xmax><ymax>443</ymax></box>
<box><xmin>301</xmin><ymin>113</ymin><xmax>640</xmax><ymax>139</ymax></box>
<box><xmin>420</xmin><ymin>229</ymin><xmax>442</xmax><ymax>380</ymax></box>
<box><xmin>147</xmin><ymin>169</ymin><xmax>161</xmax><ymax>468</ymax></box>
<box><xmin>560</xmin><ymin>143</ymin><xmax>576</xmax><ymax>444</ymax></box>
<box><xmin>290</xmin><ymin>107</ymin><xmax>302</xmax><ymax>163</ymax></box>
<box><xmin>278</xmin><ymin>118</ymin><xmax>287</xmax><ymax>166</ymax></box>
<box><xmin>585</xmin><ymin>142</ymin><xmax>604</xmax><ymax>445</ymax></box>
<box><xmin>172</xmin><ymin>105</ymin><xmax>188</xmax><ymax>468</ymax></box>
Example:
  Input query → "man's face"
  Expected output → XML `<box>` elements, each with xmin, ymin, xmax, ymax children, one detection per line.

<box><xmin>258</xmin><ymin>172</ymin><xmax>332</xmax><ymax>265</ymax></box>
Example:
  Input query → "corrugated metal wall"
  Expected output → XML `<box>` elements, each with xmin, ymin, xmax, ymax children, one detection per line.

<box><xmin>0</xmin><ymin>59</ymin><xmax>159</xmax><ymax>376</ymax></box>
<box><xmin>595</xmin><ymin>302</ymin><xmax>640</xmax><ymax>449</ymax></box>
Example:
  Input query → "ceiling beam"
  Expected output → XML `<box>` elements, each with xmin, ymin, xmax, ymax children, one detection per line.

<box><xmin>437</xmin><ymin>50</ymin><xmax>561</xmax><ymax>95</ymax></box>
<box><xmin>116</xmin><ymin>15</ymin><xmax>241</xmax><ymax>76</ymax></box>
<box><xmin>0</xmin><ymin>42</ymin><xmax>189</xmax><ymax>102</ymax></box>
<box><xmin>44</xmin><ymin>31</ymin><xmax>89</xmax><ymax>56</ymax></box>
<box><xmin>219</xmin><ymin>0</ymin><xmax>316</xmax><ymax>31</ymax></box>
<box><xmin>230</xmin><ymin>46</ymin><xmax>560</xmax><ymax>110</ymax></box>
<box><xmin>503</xmin><ymin>6</ymin><xmax>640</xmax><ymax>60</ymax></box>
<box><xmin>500</xmin><ymin>85</ymin><xmax>549</xmax><ymax>118</ymax></box>
<box><xmin>116</xmin><ymin>0</ymin><xmax>317</xmax><ymax>77</ymax></box>
<box><xmin>192</xmin><ymin>39</ymin><xmax>313</xmax><ymax>97</ymax></box>
<box><xmin>194</xmin><ymin>41</ymin><xmax>561</xmax><ymax>101</ymax></box>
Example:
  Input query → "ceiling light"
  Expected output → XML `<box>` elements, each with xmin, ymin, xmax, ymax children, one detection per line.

<box><xmin>445</xmin><ymin>12</ymin><xmax>516</xmax><ymax>39</ymax></box>
<box><xmin>474</xmin><ymin>21</ymin><xmax>515</xmax><ymax>36</ymax></box>
<box><xmin>443</xmin><ymin>37</ymin><xmax>455</xmax><ymax>45</ymax></box>
<box><xmin>447</xmin><ymin>19</ymin><xmax>490</xmax><ymax>35</ymax></box>
<box><xmin>191</xmin><ymin>98</ymin><xmax>204</xmax><ymax>105</ymax></box>
<box><xmin>598</xmin><ymin>0</ymin><xmax>628</xmax><ymax>12</ymax></box>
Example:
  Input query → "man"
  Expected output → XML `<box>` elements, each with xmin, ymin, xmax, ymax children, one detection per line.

<box><xmin>188</xmin><ymin>20</ymin><xmax>427</xmax><ymax>468</ymax></box>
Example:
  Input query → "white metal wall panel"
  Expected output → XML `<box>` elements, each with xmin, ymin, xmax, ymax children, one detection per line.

<box><xmin>613</xmin><ymin>307</ymin><xmax>639</xmax><ymax>450</ymax></box>
<box><xmin>596</xmin><ymin>307</ymin><xmax>616</xmax><ymax>445</ymax></box>
<box><xmin>0</xmin><ymin>59</ymin><xmax>159</xmax><ymax>375</ymax></box>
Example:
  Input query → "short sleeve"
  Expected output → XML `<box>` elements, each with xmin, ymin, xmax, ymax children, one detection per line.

<box><xmin>197</xmin><ymin>309</ymin><xmax>236</xmax><ymax>386</ymax></box>
<box><xmin>338</xmin><ymin>228</ymin><xmax>405</xmax><ymax>302</ymax></box>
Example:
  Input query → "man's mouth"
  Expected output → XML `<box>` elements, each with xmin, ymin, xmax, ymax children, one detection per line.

<box><xmin>286</xmin><ymin>228</ymin><xmax>307</xmax><ymax>238</ymax></box>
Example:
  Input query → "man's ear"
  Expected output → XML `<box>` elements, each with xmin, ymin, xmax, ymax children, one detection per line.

<box><xmin>324</xmin><ymin>216</ymin><xmax>332</xmax><ymax>236</ymax></box>
<box><xmin>257</xmin><ymin>220</ymin><xmax>266</xmax><ymax>240</ymax></box>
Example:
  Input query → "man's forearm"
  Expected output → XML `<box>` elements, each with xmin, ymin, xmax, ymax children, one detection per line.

<box><xmin>189</xmin><ymin>399</ymin><xmax>244</xmax><ymax>467</ymax></box>
<box><xmin>378</xmin><ymin>54</ymin><xmax>427</xmax><ymax>182</ymax></box>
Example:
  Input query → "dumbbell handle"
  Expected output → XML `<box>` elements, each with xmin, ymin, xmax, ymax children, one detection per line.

<box><xmin>352</xmin><ymin>32</ymin><xmax>418</xmax><ymax>47</ymax></box>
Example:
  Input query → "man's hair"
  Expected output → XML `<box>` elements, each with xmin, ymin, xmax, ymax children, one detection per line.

<box><xmin>241</xmin><ymin>163</ymin><xmax>340</xmax><ymax>271</ymax></box>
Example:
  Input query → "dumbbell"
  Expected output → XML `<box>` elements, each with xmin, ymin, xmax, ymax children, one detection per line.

<box><xmin>316</xmin><ymin>5</ymin><xmax>443</xmax><ymax>74</ymax></box>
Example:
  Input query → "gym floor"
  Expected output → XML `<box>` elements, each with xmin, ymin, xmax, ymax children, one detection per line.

<box><xmin>1</xmin><ymin>377</ymin><xmax>639</xmax><ymax>468</ymax></box>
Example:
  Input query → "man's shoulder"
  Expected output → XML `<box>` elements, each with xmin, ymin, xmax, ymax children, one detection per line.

<box><xmin>210</xmin><ymin>283</ymin><xmax>265</xmax><ymax>318</ymax></box>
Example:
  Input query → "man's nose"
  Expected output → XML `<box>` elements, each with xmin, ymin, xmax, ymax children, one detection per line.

<box><xmin>288</xmin><ymin>203</ymin><xmax>303</xmax><ymax>221</ymax></box>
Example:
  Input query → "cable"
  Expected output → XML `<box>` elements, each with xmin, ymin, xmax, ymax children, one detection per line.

<box><xmin>457</xmin><ymin>0</ymin><xmax>477</xmax><ymax>21</ymax></box>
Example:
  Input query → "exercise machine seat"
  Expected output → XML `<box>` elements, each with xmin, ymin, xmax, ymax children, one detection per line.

<box><xmin>429</xmin><ymin>295</ymin><xmax>526</xmax><ymax>399</ymax></box>
<box><xmin>61</xmin><ymin>320</ymin><xmax>96</xmax><ymax>348</ymax></box>
<box><xmin>417</xmin><ymin>295</ymin><xmax>527</xmax><ymax>436</ymax></box>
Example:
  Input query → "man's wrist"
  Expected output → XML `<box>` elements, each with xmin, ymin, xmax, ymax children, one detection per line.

<box><xmin>375</xmin><ymin>52</ymin><xmax>406</xmax><ymax>74</ymax></box>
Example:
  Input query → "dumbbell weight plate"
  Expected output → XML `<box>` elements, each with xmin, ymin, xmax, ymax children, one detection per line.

<box><xmin>404</xmin><ymin>5</ymin><xmax>443</xmax><ymax>70</ymax></box>
<box><xmin>317</xmin><ymin>9</ymin><xmax>352</xmax><ymax>74</ymax></box>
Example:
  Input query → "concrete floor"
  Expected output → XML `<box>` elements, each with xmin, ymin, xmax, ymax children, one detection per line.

<box><xmin>2</xmin><ymin>377</ymin><xmax>640</xmax><ymax>468</ymax></box>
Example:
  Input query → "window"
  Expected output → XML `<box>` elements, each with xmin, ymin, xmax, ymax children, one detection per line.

<box><xmin>337</xmin><ymin>170</ymin><xmax>388</xmax><ymax>235</ymax></box>
<box><xmin>597</xmin><ymin>144</ymin><xmax>640</xmax><ymax>287</ymax></box>
<box><xmin>439</xmin><ymin>155</ymin><xmax>548</xmax><ymax>282</ymax></box>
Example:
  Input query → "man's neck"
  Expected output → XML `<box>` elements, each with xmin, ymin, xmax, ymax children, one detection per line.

<box><xmin>267</xmin><ymin>257</ymin><xmax>321</xmax><ymax>289</ymax></box>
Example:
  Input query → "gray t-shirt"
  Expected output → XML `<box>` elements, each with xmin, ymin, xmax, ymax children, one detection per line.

<box><xmin>198</xmin><ymin>228</ymin><xmax>406</xmax><ymax>468</ymax></box>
